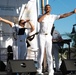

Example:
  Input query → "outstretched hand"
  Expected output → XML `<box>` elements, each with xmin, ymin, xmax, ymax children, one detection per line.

<box><xmin>0</xmin><ymin>17</ymin><xmax>2</xmax><ymax>21</ymax></box>
<box><xmin>74</xmin><ymin>8</ymin><xmax>76</xmax><ymax>13</ymax></box>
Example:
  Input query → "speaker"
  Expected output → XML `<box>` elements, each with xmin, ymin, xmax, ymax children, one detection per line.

<box><xmin>60</xmin><ymin>59</ymin><xmax>76</xmax><ymax>75</ymax></box>
<box><xmin>0</xmin><ymin>61</ymin><xmax>6</xmax><ymax>71</ymax></box>
<box><xmin>0</xmin><ymin>72</ymin><xmax>7</xmax><ymax>75</ymax></box>
<box><xmin>7</xmin><ymin>60</ymin><xmax>37</xmax><ymax>75</ymax></box>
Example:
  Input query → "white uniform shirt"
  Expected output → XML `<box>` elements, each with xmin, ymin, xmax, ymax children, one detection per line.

<box><xmin>39</xmin><ymin>14</ymin><xmax>60</xmax><ymax>34</ymax></box>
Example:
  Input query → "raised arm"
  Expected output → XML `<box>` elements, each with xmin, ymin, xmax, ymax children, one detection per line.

<box><xmin>38</xmin><ymin>14</ymin><xmax>47</xmax><ymax>22</ymax></box>
<box><xmin>0</xmin><ymin>17</ymin><xmax>13</xmax><ymax>27</ymax></box>
<box><xmin>27</xmin><ymin>20</ymin><xmax>35</xmax><ymax>32</ymax></box>
<box><xmin>59</xmin><ymin>8</ymin><xmax>76</xmax><ymax>19</ymax></box>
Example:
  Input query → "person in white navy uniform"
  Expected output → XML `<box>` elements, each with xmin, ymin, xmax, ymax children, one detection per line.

<box><xmin>0</xmin><ymin>17</ymin><xmax>35</xmax><ymax>60</ymax></box>
<box><xmin>37</xmin><ymin>4</ymin><xmax>76</xmax><ymax>75</ymax></box>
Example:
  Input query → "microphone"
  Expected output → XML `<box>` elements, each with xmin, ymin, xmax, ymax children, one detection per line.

<box><xmin>22</xmin><ymin>21</ymin><xmax>26</xmax><ymax>25</ymax></box>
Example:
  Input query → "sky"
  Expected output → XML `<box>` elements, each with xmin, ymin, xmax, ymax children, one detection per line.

<box><xmin>47</xmin><ymin>0</ymin><xmax>76</xmax><ymax>38</ymax></box>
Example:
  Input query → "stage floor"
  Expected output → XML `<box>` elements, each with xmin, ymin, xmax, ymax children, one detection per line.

<box><xmin>0</xmin><ymin>71</ymin><xmax>62</xmax><ymax>75</ymax></box>
<box><xmin>0</xmin><ymin>71</ymin><xmax>76</xmax><ymax>75</ymax></box>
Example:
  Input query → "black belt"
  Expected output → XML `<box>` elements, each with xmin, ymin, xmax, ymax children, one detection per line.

<box><xmin>45</xmin><ymin>33</ymin><xmax>48</xmax><ymax>35</ymax></box>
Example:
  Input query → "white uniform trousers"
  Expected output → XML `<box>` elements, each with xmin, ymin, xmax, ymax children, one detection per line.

<box><xmin>37</xmin><ymin>34</ymin><xmax>54</xmax><ymax>75</ymax></box>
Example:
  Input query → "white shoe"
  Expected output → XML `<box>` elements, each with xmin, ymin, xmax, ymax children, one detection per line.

<box><xmin>49</xmin><ymin>72</ymin><xmax>54</xmax><ymax>75</ymax></box>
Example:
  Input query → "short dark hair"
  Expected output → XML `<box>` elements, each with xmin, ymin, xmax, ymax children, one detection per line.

<box><xmin>18</xmin><ymin>19</ymin><xmax>24</xmax><ymax>25</ymax></box>
<box><xmin>45</xmin><ymin>4</ymin><xmax>51</xmax><ymax>8</ymax></box>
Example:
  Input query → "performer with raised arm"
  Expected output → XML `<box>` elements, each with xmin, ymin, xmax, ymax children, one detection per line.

<box><xmin>0</xmin><ymin>17</ymin><xmax>35</xmax><ymax>60</ymax></box>
<box><xmin>37</xmin><ymin>4</ymin><xmax>76</xmax><ymax>75</ymax></box>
